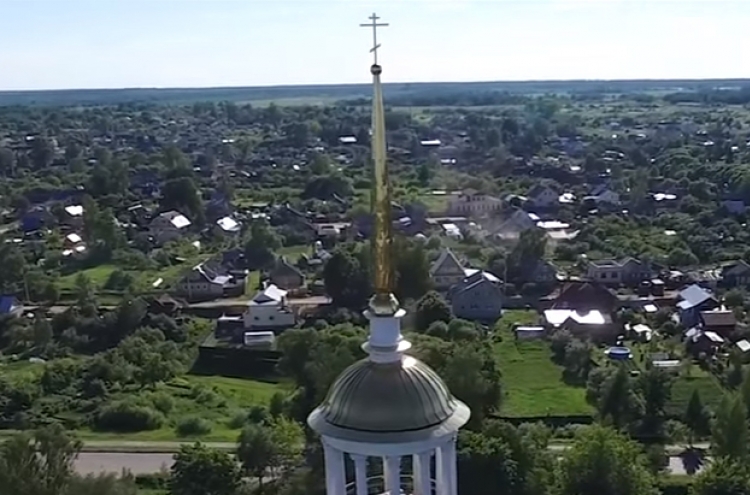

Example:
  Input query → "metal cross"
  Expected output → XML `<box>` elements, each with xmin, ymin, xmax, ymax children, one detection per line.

<box><xmin>360</xmin><ymin>13</ymin><xmax>388</xmax><ymax>65</ymax></box>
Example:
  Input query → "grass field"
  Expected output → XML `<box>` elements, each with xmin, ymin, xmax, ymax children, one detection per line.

<box><xmin>278</xmin><ymin>245</ymin><xmax>311</xmax><ymax>261</ymax></box>
<box><xmin>59</xmin><ymin>264</ymin><xmax>118</xmax><ymax>290</ymax></box>
<box><xmin>0</xmin><ymin>359</ymin><xmax>283</xmax><ymax>443</ymax></box>
<box><xmin>667</xmin><ymin>374</ymin><xmax>724</xmax><ymax>417</ymax></box>
<box><xmin>494</xmin><ymin>310</ymin><xmax>595</xmax><ymax>417</ymax></box>
<box><xmin>67</xmin><ymin>375</ymin><xmax>282</xmax><ymax>443</ymax></box>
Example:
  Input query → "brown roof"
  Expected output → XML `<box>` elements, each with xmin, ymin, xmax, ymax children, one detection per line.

<box><xmin>553</xmin><ymin>281</ymin><xmax>619</xmax><ymax>311</ymax></box>
<box><xmin>700</xmin><ymin>310</ymin><xmax>737</xmax><ymax>328</ymax></box>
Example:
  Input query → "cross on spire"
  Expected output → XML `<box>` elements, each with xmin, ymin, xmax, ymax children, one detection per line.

<box><xmin>360</xmin><ymin>13</ymin><xmax>388</xmax><ymax>65</ymax></box>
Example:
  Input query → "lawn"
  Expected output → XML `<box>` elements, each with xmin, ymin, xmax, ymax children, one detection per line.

<box><xmin>0</xmin><ymin>361</ymin><xmax>284</xmax><ymax>443</ymax></box>
<box><xmin>667</xmin><ymin>374</ymin><xmax>724</xmax><ymax>417</ymax></box>
<box><xmin>66</xmin><ymin>375</ymin><xmax>283</xmax><ymax>443</ymax></box>
<box><xmin>494</xmin><ymin>310</ymin><xmax>595</xmax><ymax>418</ymax></box>
<box><xmin>416</xmin><ymin>193</ymin><xmax>450</xmax><ymax>214</ymax></box>
<box><xmin>278</xmin><ymin>245</ymin><xmax>311</xmax><ymax>262</ymax></box>
<box><xmin>59</xmin><ymin>264</ymin><xmax>118</xmax><ymax>290</ymax></box>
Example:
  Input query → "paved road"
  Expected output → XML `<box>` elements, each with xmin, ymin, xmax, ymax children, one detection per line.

<box><xmin>27</xmin><ymin>295</ymin><xmax>332</xmax><ymax>315</ymax></box>
<box><xmin>76</xmin><ymin>452</ymin><xmax>174</xmax><ymax>475</ymax></box>
<box><xmin>73</xmin><ymin>443</ymin><xmax>709</xmax><ymax>476</ymax></box>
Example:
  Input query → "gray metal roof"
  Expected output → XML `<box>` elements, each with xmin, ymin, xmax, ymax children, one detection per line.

<box><xmin>314</xmin><ymin>357</ymin><xmax>461</xmax><ymax>434</ymax></box>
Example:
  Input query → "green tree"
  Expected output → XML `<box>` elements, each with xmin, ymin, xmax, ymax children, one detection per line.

<box><xmin>556</xmin><ymin>425</ymin><xmax>658</xmax><ymax>495</ymax></box>
<box><xmin>562</xmin><ymin>339</ymin><xmax>593</xmax><ymax>383</ymax></box>
<box><xmin>237</xmin><ymin>418</ymin><xmax>304</xmax><ymax>488</ymax></box>
<box><xmin>0</xmin><ymin>147</ymin><xmax>15</xmax><ymax>176</ymax></box>
<box><xmin>431</xmin><ymin>342</ymin><xmax>502</xmax><ymax>427</ymax></box>
<box><xmin>268</xmin><ymin>417</ymin><xmax>304</xmax><ymax>476</ymax></box>
<box><xmin>685</xmin><ymin>389</ymin><xmax>710</xmax><ymax>442</ymax></box>
<box><xmin>740</xmin><ymin>368</ymin><xmax>750</xmax><ymax>418</ymax></box>
<box><xmin>711</xmin><ymin>394</ymin><xmax>748</xmax><ymax>460</ymax></box>
<box><xmin>596</xmin><ymin>365</ymin><xmax>643</xmax><ymax>430</ymax></box>
<box><xmin>637</xmin><ymin>367</ymin><xmax>673</xmax><ymax>436</ymax></box>
<box><xmin>162</xmin><ymin>176</ymin><xmax>205</xmax><ymax>225</ymax></box>
<box><xmin>0</xmin><ymin>424</ymin><xmax>83</xmax><ymax>495</ymax></box>
<box><xmin>457</xmin><ymin>430</ymin><xmax>519</xmax><ymax>495</ymax></box>
<box><xmin>64</xmin><ymin>473</ymin><xmax>138</xmax><ymax>495</ymax></box>
<box><xmin>506</xmin><ymin>228</ymin><xmax>547</xmax><ymax>282</ymax></box>
<box><xmin>243</xmin><ymin>221</ymin><xmax>281</xmax><ymax>270</ymax></box>
<box><xmin>323</xmin><ymin>249</ymin><xmax>371</xmax><ymax>309</ymax></box>
<box><xmin>169</xmin><ymin>443</ymin><xmax>240</xmax><ymax>495</ymax></box>
<box><xmin>393</xmin><ymin>239</ymin><xmax>431</xmax><ymax>301</ymax></box>
<box><xmin>237</xmin><ymin>424</ymin><xmax>275</xmax><ymax>489</ymax></box>
<box><xmin>414</xmin><ymin>291</ymin><xmax>452</xmax><ymax>332</ymax></box>
<box><xmin>691</xmin><ymin>457</ymin><xmax>750</xmax><ymax>495</ymax></box>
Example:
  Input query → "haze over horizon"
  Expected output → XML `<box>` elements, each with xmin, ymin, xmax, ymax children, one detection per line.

<box><xmin>1</xmin><ymin>0</ymin><xmax>749</xmax><ymax>92</ymax></box>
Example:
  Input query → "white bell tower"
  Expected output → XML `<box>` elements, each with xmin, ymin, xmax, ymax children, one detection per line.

<box><xmin>307</xmin><ymin>13</ymin><xmax>470</xmax><ymax>495</ymax></box>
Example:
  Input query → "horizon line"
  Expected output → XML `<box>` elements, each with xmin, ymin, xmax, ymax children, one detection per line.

<box><xmin>2</xmin><ymin>76</ymin><xmax>750</xmax><ymax>94</ymax></box>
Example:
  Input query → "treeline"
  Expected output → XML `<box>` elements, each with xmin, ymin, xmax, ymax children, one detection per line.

<box><xmin>4</xmin><ymin>78</ymin><xmax>750</xmax><ymax>107</ymax></box>
<box><xmin>664</xmin><ymin>86</ymin><xmax>750</xmax><ymax>105</ymax></box>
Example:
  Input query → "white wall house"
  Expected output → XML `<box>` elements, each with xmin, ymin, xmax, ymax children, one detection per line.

<box><xmin>447</xmin><ymin>189</ymin><xmax>503</xmax><ymax>217</ymax></box>
<box><xmin>175</xmin><ymin>264</ymin><xmax>229</xmax><ymax>301</ymax></box>
<box><xmin>243</xmin><ymin>284</ymin><xmax>296</xmax><ymax>330</ymax></box>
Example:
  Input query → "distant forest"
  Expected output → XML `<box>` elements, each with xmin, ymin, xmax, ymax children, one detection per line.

<box><xmin>2</xmin><ymin>79</ymin><xmax>750</xmax><ymax>107</ymax></box>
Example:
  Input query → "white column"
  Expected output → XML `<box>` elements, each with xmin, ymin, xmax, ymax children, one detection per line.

<box><xmin>351</xmin><ymin>454</ymin><xmax>368</xmax><ymax>495</ymax></box>
<box><xmin>413</xmin><ymin>451</ymin><xmax>433</xmax><ymax>495</ymax></box>
<box><xmin>323</xmin><ymin>441</ymin><xmax>347</xmax><ymax>495</ymax></box>
<box><xmin>383</xmin><ymin>455</ymin><xmax>401</xmax><ymax>495</ymax></box>
<box><xmin>445</xmin><ymin>436</ymin><xmax>458</xmax><ymax>495</ymax></box>
<box><xmin>434</xmin><ymin>446</ymin><xmax>446</xmax><ymax>495</ymax></box>
<box><xmin>436</xmin><ymin>438</ymin><xmax>457</xmax><ymax>495</ymax></box>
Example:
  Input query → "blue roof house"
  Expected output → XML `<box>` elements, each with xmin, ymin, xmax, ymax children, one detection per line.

<box><xmin>677</xmin><ymin>284</ymin><xmax>718</xmax><ymax>328</ymax></box>
<box><xmin>0</xmin><ymin>296</ymin><xmax>21</xmax><ymax>317</ymax></box>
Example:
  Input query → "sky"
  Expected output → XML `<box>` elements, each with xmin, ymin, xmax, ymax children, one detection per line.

<box><xmin>1</xmin><ymin>0</ymin><xmax>749</xmax><ymax>90</ymax></box>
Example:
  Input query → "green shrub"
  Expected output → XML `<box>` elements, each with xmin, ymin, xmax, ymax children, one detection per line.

<box><xmin>175</xmin><ymin>416</ymin><xmax>212</xmax><ymax>437</ymax></box>
<box><xmin>95</xmin><ymin>401</ymin><xmax>163</xmax><ymax>432</ymax></box>
<box><xmin>190</xmin><ymin>385</ymin><xmax>219</xmax><ymax>405</ymax></box>
<box><xmin>227</xmin><ymin>412</ymin><xmax>248</xmax><ymax>429</ymax></box>
<box><xmin>150</xmin><ymin>393</ymin><xmax>174</xmax><ymax>415</ymax></box>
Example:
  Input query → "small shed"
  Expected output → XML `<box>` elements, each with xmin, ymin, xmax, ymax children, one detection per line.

<box><xmin>513</xmin><ymin>325</ymin><xmax>546</xmax><ymax>340</ymax></box>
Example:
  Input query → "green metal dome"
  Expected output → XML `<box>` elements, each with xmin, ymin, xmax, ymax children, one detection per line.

<box><xmin>317</xmin><ymin>356</ymin><xmax>458</xmax><ymax>433</ymax></box>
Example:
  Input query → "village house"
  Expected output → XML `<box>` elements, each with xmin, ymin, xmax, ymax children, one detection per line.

<box><xmin>685</xmin><ymin>327</ymin><xmax>724</xmax><ymax>356</ymax></box>
<box><xmin>586</xmin><ymin>257</ymin><xmax>658</xmax><ymax>286</ymax></box>
<box><xmin>552</xmin><ymin>281</ymin><xmax>620</xmax><ymax>314</ymax></box>
<box><xmin>61</xmin><ymin>204</ymin><xmax>84</xmax><ymax>227</ymax></box>
<box><xmin>547</xmin><ymin>281</ymin><xmax>620</xmax><ymax>341</ymax></box>
<box><xmin>269</xmin><ymin>257</ymin><xmax>305</xmax><ymax>291</ymax></box>
<box><xmin>205</xmin><ymin>191</ymin><xmax>233</xmax><ymax>222</ymax></box>
<box><xmin>216</xmin><ymin>216</ymin><xmax>241</xmax><ymax>235</ymax></box>
<box><xmin>0</xmin><ymin>296</ymin><xmax>22</xmax><ymax>318</ymax></box>
<box><xmin>243</xmin><ymin>284</ymin><xmax>296</xmax><ymax>331</ymax></box>
<box><xmin>699</xmin><ymin>307</ymin><xmax>737</xmax><ymax>338</ymax></box>
<box><xmin>516</xmin><ymin>259</ymin><xmax>559</xmax><ymax>285</ymax></box>
<box><xmin>174</xmin><ymin>262</ymin><xmax>246</xmax><ymax>302</ymax></box>
<box><xmin>526</xmin><ymin>184</ymin><xmax>559</xmax><ymax>209</ymax></box>
<box><xmin>677</xmin><ymin>284</ymin><xmax>719</xmax><ymax>328</ymax></box>
<box><xmin>720</xmin><ymin>260</ymin><xmax>750</xmax><ymax>288</ymax></box>
<box><xmin>543</xmin><ymin>308</ymin><xmax>618</xmax><ymax>343</ymax></box>
<box><xmin>583</xmin><ymin>184</ymin><xmax>621</xmax><ymax>207</ymax></box>
<box><xmin>20</xmin><ymin>206</ymin><xmax>55</xmax><ymax>232</ymax></box>
<box><xmin>150</xmin><ymin>210</ymin><xmax>191</xmax><ymax>245</ymax></box>
<box><xmin>446</xmin><ymin>189</ymin><xmax>503</xmax><ymax>217</ymax></box>
<box><xmin>429</xmin><ymin>248</ymin><xmax>469</xmax><ymax>291</ymax></box>
<box><xmin>492</xmin><ymin>209</ymin><xmax>539</xmax><ymax>240</ymax></box>
<box><xmin>722</xmin><ymin>199</ymin><xmax>746</xmax><ymax>215</ymax></box>
<box><xmin>450</xmin><ymin>270</ymin><xmax>504</xmax><ymax>322</ymax></box>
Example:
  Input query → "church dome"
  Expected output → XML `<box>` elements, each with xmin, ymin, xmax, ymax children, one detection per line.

<box><xmin>316</xmin><ymin>356</ymin><xmax>459</xmax><ymax>433</ymax></box>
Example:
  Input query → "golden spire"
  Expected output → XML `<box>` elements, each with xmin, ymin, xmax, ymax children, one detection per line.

<box><xmin>360</xmin><ymin>13</ymin><xmax>399</xmax><ymax>316</ymax></box>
